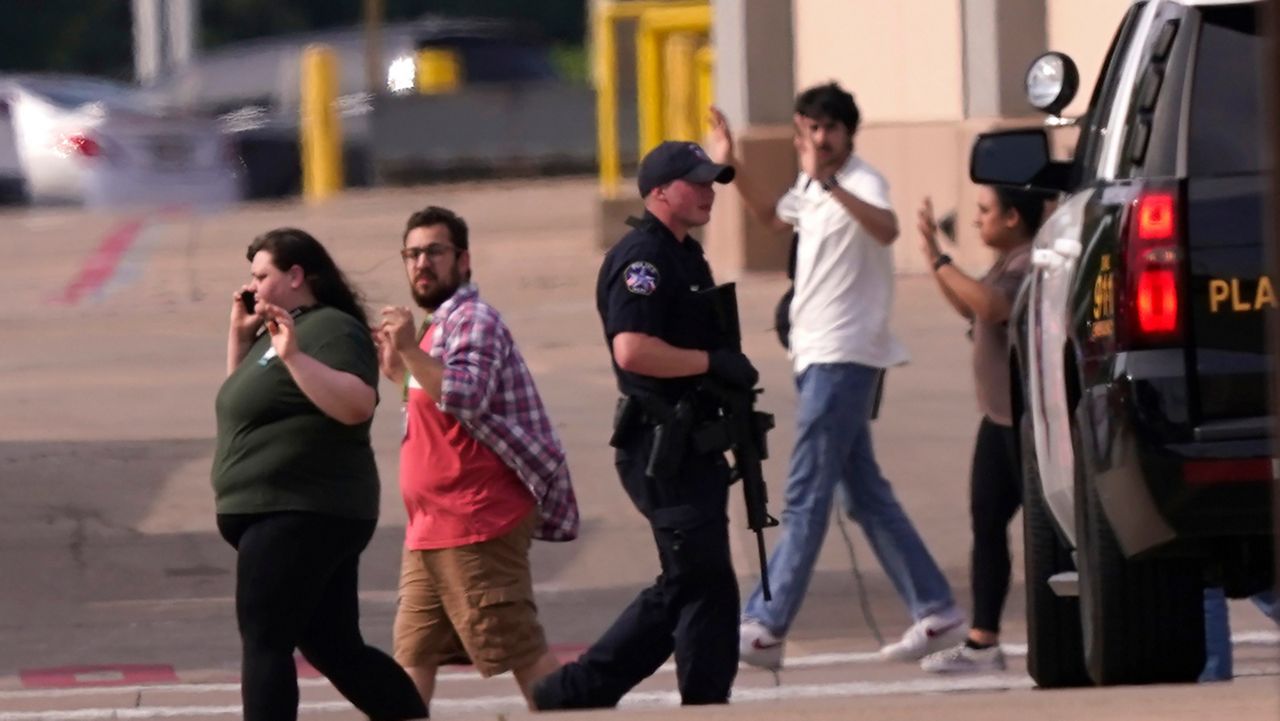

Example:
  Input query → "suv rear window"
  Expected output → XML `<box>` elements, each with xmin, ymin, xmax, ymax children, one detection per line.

<box><xmin>1187</xmin><ymin>4</ymin><xmax>1265</xmax><ymax>177</ymax></box>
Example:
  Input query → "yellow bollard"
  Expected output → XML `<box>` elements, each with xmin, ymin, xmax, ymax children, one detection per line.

<box><xmin>695</xmin><ymin>45</ymin><xmax>714</xmax><ymax>138</ymax></box>
<box><xmin>593</xmin><ymin>3</ymin><xmax>621</xmax><ymax>198</ymax></box>
<box><xmin>300</xmin><ymin>44</ymin><xmax>343</xmax><ymax>202</ymax></box>
<box><xmin>593</xmin><ymin>0</ymin><xmax>708</xmax><ymax>198</ymax></box>
<box><xmin>635</xmin><ymin>4</ymin><xmax>712</xmax><ymax>155</ymax></box>
<box><xmin>664</xmin><ymin>33</ymin><xmax>698</xmax><ymax>142</ymax></box>
<box><xmin>636</xmin><ymin>24</ymin><xmax>664</xmax><ymax>157</ymax></box>
<box><xmin>416</xmin><ymin>48</ymin><xmax>461</xmax><ymax>94</ymax></box>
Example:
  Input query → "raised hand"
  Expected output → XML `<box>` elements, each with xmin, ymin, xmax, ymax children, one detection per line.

<box><xmin>706</xmin><ymin>106</ymin><xmax>735</xmax><ymax>164</ymax></box>
<box><xmin>793</xmin><ymin>113</ymin><xmax>819</xmax><ymax>179</ymax></box>
<box><xmin>379</xmin><ymin>306</ymin><xmax>418</xmax><ymax>353</ymax></box>
<box><xmin>258</xmin><ymin>302</ymin><xmax>298</xmax><ymax>361</ymax></box>
<box><xmin>372</xmin><ymin>326</ymin><xmax>406</xmax><ymax>382</ymax></box>
<box><xmin>917</xmin><ymin>196</ymin><xmax>942</xmax><ymax>262</ymax></box>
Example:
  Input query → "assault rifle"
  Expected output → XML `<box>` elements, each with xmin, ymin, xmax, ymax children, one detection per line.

<box><xmin>699</xmin><ymin>283</ymin><xmax>780</xmax><ymax>600</ymax></box>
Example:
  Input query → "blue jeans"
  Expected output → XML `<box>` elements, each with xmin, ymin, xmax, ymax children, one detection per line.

<box><xmin>1201</xmin><ymin>586</ymin><xmax>1280</xmax><ymax>682</ymax></box>
<box><xmin>742</xmin><ymin>363</ymin><xmax>955</xmax><ymax>637</ymax></box>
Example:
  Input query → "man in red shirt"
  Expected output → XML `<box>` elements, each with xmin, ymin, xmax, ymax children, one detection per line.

<box><xmin>375</xmin><ymin>206</ymin><xmax>578</xmax><ymax>713</ymax></box>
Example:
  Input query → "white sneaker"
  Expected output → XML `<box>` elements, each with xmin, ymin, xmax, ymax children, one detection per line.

<box><xmin>921</xmin><ymin>642</ymin><xmax>1007</xmax><ymax>673</ymax></box>
<box><xmin>879</xmin><ymin>607</ymin><xmax>967</xmax><ymax>662</ymax></box>
<box><xmin>739</xmin><ymin>619</ymin><xmax>784</xmax><ymax>671</ymax></box>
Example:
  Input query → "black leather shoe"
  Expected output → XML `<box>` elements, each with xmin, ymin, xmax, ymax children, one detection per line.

<box><xmin>530</xmin><ymin>674</ymin><xmax>562</xmax><ymax>711</ymax></box>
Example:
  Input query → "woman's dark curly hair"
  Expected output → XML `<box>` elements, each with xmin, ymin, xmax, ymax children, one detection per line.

<box><xmin>992</xmin><ymin>187</ymin><xmax>1050</xmax><ymax>236</ymax></box>
<box><xmin>246</xmin><ymin>227</ymin><xmax>368</xmax><ymax>327</ymax></box>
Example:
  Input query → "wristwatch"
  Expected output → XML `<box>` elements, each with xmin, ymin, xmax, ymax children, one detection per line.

<box><xmin>818</xmin><ymin>175</ymin><xmax>840</xmax><ymax>192</ymax></box>
<box><xmin>932</xmin><ymin>253</ymin><xmax>953</xmax><ymax>272</ymax></box>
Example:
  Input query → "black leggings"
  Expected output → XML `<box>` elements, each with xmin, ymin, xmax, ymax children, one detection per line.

<box><xmin>968</xmin><ymin>418</ymin><xmax>1023</xmax><ymax>634</ymax></box>
<box><xmin>217</xmin><ymin>512</ymin><xmax>427</xmax><ymax>721</ymax></box>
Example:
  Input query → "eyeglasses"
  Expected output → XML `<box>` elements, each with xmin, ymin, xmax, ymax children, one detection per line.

<box><xmin>400</xmin><ymin>244</ymin><xmax>458</xmax><ymax>262</ymax></box>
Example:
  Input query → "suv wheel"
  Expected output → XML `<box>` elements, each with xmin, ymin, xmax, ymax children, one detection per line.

<box><xmin>1073</xmin><ymin>418</ymin><xmax>1205</xmax><ymax>685</ymax></box>
<box><xmin>1020</xmin><ymin>414</ymin><xmax>1089</xmax><ymax>688</ymax></box>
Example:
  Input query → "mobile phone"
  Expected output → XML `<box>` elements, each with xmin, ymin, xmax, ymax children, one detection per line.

<box><xmin>239</xmin><ymin>290</ymin><xmax>256</xmax><ymax>315</ymax></box>
<box><xmin>937</xmin><ymin>210</ymin><xmax>958</xmax><ymax>244</ymax></box>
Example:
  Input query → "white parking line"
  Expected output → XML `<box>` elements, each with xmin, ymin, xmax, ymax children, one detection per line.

<box><xmin>1</xmin><ymin>631</ymin><xmax>1275</xmax><ymax>714</ymax></box>
<box><xmin>12</xmin><ymin>665</ymin><xmax>1280</xmax><ymax>721</ymax></box>
<box><xmin>0</xmin><ymin>676</ymin><xmax>1040</xmax><ymax>720</ymax></box>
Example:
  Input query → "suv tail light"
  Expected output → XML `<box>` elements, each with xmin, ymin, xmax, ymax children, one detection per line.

<box><xmin>1119</xmin><ymin>186</ymin><xmax>1183</xmax><ymax>347</ymax></box>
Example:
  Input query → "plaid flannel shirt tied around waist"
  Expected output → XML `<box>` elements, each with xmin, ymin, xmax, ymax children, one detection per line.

<box><xmin>427</xmin><ymin>284</ymin><xmax>579</xmax><ymax>541</ymax></box>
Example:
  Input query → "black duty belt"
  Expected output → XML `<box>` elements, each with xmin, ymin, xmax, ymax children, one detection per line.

<box><xmin>610</xmin><ymin>393</ymin><xmax>732</xmax><ymax>479</ymax></box>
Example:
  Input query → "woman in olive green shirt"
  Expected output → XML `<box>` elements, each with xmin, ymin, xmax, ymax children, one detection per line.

<box><xmin>213</xmin><ymin>228</ymin><xmax>425</xmax><ymax>721</ymax></box>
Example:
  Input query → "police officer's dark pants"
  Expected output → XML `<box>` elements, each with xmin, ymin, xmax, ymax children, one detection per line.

<box><xmin>536</xmin><ymin>432</ymin><xmax>739</xmax><ymax>708</ymax></box>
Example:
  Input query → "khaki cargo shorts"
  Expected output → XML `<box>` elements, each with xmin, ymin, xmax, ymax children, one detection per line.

<box><xmin>392</xmin><ymin>510</ymin><xmax>548</xmax><ymax>677</ymax></box>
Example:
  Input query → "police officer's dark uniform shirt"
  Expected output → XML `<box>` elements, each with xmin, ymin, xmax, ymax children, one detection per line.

<box><xmin>530</xmin><ymin>211</ymin><xmax>739</xmax><ymax>711</ymax></box>
<box><xmin>596</xmin><ymin>212</ymin><xmax>721</xmax><ymax>403</ymax></box>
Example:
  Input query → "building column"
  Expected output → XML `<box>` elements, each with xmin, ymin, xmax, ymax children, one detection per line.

<box><xmin>166</xmin><ymin>0</ymin><xmax>198</xmax><ymax>73</ymax></box>
<box><xmin>706</xmin><ymin>0</ymin><xmax>797</xmax><ymax>276</ymax></box>
<box><xmin>962</xmin><ymin>0</ymin><xmax>1047</xmax><ymax>118</ymax></box>
<box><xmin>131</xmin><ymin>0</ymin><xmax>162</xmax><ymax>84</ymax></box>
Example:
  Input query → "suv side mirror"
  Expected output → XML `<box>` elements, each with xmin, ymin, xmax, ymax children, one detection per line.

<box><xmin>970</xmin><ymin>128</ymin><xmax>1071</xmax><ymax>191</ymax></box>
<box><xmin>1026</xmin><ymin>52</ymin><xmax>1079</xmax><ymax>116</ymax></box>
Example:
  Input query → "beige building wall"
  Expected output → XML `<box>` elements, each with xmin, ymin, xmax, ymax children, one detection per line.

<box><xmin>1047</xmin><ymin>0</ymin><xmax>1135</xmax><ymax>117</ymax></box>
<box><xmin>793</xmin><ymin>0</ymin><xmax>966</xmax><ymax>124</ymax></box>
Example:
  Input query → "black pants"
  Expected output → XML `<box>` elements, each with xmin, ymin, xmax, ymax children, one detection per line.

<box><xmin>535</xmin><ymin>431</ymin><xmax>739</xmax><ymax>708</ymax></box>
<box><xmin>968</xmin><ymin>417</ymin><xmax>1023</xmax><ymax>634</ymax></box>
<box><xmin>217</xmin><ymin>512</ymin><xmax>427</xmax><ymax>721</ymax></box>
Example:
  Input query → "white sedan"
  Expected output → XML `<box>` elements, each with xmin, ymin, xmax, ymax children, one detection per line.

<box><xmin>0</xmin><ymin>74</ymin><xmax>241</xmax><ymax>208</ymax></box>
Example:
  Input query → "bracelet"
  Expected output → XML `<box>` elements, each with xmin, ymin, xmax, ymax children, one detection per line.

<box><xmin>932</xmin><ymin>253</ymin><xmax>953</xmax><ymax>272</ymax></box>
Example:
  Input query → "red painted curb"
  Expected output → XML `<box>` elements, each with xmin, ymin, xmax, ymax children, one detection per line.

<box><xmin>20</xmin><ymin>664</ymin><xmax>179</xmax><ymax>688</ymax></box>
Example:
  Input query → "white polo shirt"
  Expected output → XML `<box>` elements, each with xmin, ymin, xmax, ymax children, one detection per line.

<box><xmin>777</xmin><ymin>153</ymin><xmax>909</xmax><ymax>374</ymax></box>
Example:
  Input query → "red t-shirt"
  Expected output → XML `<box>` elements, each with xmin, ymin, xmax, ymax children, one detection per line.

<box><xmin>399</xmin><ymin>326</ymin><xmax>534</xmax><ymax>550</ymax></box>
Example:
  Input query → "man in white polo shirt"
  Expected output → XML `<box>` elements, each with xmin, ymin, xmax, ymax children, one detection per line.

<box><xmin>708</xmin><ymin>83</ymin><xmax>963</xmax><ymax>670</ymax></box>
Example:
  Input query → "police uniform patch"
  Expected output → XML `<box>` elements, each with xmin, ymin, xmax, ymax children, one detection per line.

<box><xmin>624</xmin><ymin>261</ymin><xmax>660</xmax><ymax>296</ymax></box>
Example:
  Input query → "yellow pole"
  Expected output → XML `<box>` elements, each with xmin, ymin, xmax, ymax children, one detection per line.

<box><xmin>664</xmin><ymin>33</ymin><xmax>698</xmax><ymax>142</ymax></box>
<box><xmin>636</xmin><ymin>23</ymin><xmax>663</xmax><ymax>156</ymax></box>
<box><xmin>695</xmin><ymin>45</ymin><xmax>714</xmax><ymax>139</ymax></box>
<box><xmin>636</xmin><ymin>4</ymin><xmax>712</xmax><ymax>153</ymax></box>
<box><xmin>595</xmin><ymin>2</ymin><xmax>621</xmax><ymax>198</ymax></box>
<box><xmin>595</xmin><ymin>1</ymin><xmax>707</xmax><ymax>197</ymax></box>
<box><xmin>416</xmin><ymin>48</ymin><xmax>462</xmax><ymax>93</ymax></box>
<box><xmin>300</xmin><ymin>44</ymin><xmax>343</xmax><ymax>202</ymax></box>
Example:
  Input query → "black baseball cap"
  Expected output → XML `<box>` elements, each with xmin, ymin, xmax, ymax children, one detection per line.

<box><xmin>637</xmin><ymin>141</ymin><xmax>735</xmax><ymax>198</ymax></box>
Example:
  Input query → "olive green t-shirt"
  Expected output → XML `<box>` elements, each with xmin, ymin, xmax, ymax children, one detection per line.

<box><xmin>212</xmin><ymin>306</ymin><xmax>380</xmax><ymax>519</ymax></box>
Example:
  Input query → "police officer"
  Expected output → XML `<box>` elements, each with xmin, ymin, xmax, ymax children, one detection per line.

<box><xmin>532</xmin><ymin>141</ymin><xmax>760</xmax><ymax>709</ymax></box>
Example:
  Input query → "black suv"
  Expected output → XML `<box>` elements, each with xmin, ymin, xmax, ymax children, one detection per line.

<box><xmin>971</xmin><ymin>0</ymin><xmax>1272</xmax><ymax>687</ymax></box>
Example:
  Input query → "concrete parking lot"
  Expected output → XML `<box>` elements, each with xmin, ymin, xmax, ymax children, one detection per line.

<box><xmin>0</xmin><ymin>179</ymin><xmax>1275</xmax><ymax>720</ymax></box>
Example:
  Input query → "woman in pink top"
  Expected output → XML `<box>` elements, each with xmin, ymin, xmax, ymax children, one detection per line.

<box><xmin>916</xmin><ymin>186</ymin><xmax>1047</xmax><ymax>673</ymax></box>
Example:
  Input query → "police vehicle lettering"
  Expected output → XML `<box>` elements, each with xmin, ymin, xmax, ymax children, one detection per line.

<box><xmin>1207</xmin><ymin>275</ymin><xmax>1276</xmax><ymax>313</ymax></box>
